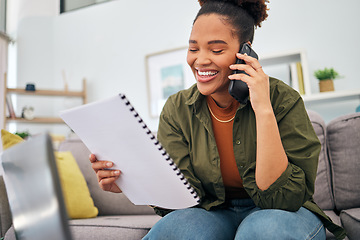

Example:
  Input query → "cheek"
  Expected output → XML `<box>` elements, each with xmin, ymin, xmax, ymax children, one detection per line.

<box><xmin>218</xmin><ymin>56</ymin><xmax>235</xmax><ymax>73</ymax></box>
<box><xmin>186</xmin><ymin>53</ymin><xmax>194</xmax><ymax>67</ymax></box>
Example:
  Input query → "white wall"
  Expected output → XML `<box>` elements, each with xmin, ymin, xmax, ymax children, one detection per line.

<box><xmin>51</xmin><ymin>0</ymin><xmax>199</xmax><ymax>132</ymax></box>
<box><xmin>11</xmin><ymin>0</ymin><xmax>360</xmax><ymax>135</ymax></box>
<box><xmin>253</xmin><ymin>0</ymin><xmax>360</xmax><ymax>121</ymax></box>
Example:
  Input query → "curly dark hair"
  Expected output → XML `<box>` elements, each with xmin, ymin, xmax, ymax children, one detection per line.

<box><xmin>195</xmin><ymin>0</ymin><xmax>269</xmax><ymax>44</ymax></box>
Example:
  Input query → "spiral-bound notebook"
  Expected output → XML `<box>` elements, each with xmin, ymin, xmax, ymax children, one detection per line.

<box><xmin>60</xmin><ymin>94</ymin><xmax>200</xmax><ymax>209</ymax></box>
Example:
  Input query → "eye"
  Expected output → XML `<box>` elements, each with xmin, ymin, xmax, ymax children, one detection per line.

<box><xmin>189</xmin><ymin>48</ymin><xmax>198</xmax><ymax>53</ymax></box>
<box><xmin>212</xmin><ymin>49</ymin><xmax>223</xmax><ymax>54</ymax></box>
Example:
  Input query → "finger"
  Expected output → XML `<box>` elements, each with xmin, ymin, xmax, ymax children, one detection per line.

<box><xmin>92</xmin><ymin>161</ymin><xmax>114</xmax><ymax>171</ymax></box>
<box><xmin>236</xmin><ymin>53</ymin><xmax>262</xmax><ymax>70</ymax></box>
<box><xmin>229</xmin><ymin>63</ymin><xmax>257</xmax><ymax>76</ymax></box>
<box><xmin>89</xmin><ymin>154</ymin><xmax>97</xmax><ymax>163</ymax></box>
<box><xmin>97</xmin><ymin>169</ymin><xmax>121</xmax><ymax>179</ymax></box>
<box><xmin>228</xmin><ymin>73</ymin><xmax>251</xmax><ymax>83</ymax></box>
<box><xmin>99</xmin><ymin>178</ymin><xmax>122</xmax><ymax>193</ymax></box>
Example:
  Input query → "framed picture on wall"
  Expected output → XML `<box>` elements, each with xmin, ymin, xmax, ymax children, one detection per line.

<box><xmin>146</xmin><ymin>47</ymin><xmax>194</xmax><ymax>118</ymax></box>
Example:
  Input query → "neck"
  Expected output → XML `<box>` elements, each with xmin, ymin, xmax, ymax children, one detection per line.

<box><xmin>210</xmin><ymin>92</ymin><xmax>235</xmax><ymax>108</ymax></box>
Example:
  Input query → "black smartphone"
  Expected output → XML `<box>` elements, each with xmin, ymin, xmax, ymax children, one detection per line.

<box><xmin>228</xmin><ymin>43</ymin><xmax>258</xmax><ymax>104</ymax></box>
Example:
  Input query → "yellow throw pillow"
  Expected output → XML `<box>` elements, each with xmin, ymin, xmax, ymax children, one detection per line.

<box><xmin>1</xmin><ymin>129</ymin><xmax>24</xmax><ymax>150</ymax></box>
<box><xmin>55</xmin><ymin>151</ymin><xmax>98</xmax><ymax>219</ymax></box>
<box><xmin>1</xmin><ymin>129</ymin><xmax>98</xmax><ymax>219</ymax></box>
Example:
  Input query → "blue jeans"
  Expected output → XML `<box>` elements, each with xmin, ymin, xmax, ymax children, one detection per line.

<box><xmin>143</xmin><ymin>199</ymin><xmax>325</xmax><ymax>240</ymax></box>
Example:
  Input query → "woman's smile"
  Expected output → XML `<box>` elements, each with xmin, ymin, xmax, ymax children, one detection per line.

<box><xmin>196</xmin><ymin>69</ymin><xmax>219</xmax><ymax>83</ymax></box>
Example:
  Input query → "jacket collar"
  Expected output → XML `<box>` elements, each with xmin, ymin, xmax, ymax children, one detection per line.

<box><xmin>185</xmin><ymin>84</ymin><xmax>203</xmax><ymax>106</ymax></box>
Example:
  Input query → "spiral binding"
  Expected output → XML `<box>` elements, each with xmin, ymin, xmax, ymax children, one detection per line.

<box><xmin>119</xmin><ymin>94</ymin><xmax>200</xmax><ymax>203</ymax></box>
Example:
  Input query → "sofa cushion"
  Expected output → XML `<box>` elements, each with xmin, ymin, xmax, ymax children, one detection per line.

<box><xmin>55</xmin><ymin>151</ymin><xmax>98</xmax><ymax>219</ymax></box>
<box><xmin>307</xmin><ymin>110</ymin><xmax>334</xmax><ymax>210</ymax></box>
<box><xmin>58</xmin><ymin>137</ymin><xmax>155</xmax><ymax>216</ymax></box>
<box><xmin>340</xmin><ymin>208</ymin><xmax>360</xmax><ymax>240</ymax></box>
<box><xmin>0</xmin><ymin>129</ymin><xmax>23</xmax><ymax>150</ymax></box>
<box><xmin>69</xmin><ymin>215</ymin><xmax>161</xmax><ymax>240</ymax></box>
<box><xmin>323</xmin><ymin>210</ymin><xmax>341</xmax><ymax>240</ymax></box>
<box><xmin>327</xmin><ymin>113</ymin><xmax>360</xmax><ymax>210</ymax></box>
<box><xmin>4</xmin><ymin>215</ymin><xmax>161</xmax><ymax>240</ymax></box>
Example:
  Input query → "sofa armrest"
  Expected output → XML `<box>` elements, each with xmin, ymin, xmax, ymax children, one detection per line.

<box><xmin>307</xmin><ymin>110</ymin><xmax>335</xmax><ymax>210</ymax></box>
<box><xmin>340</xmin><ymin>208</ymin><xmax>360</xmax><ymax>240</ymax></box>
<box><xmin>0</xmin><ymin>176</ymin><xmax>12</xmax><ymax>237</ymax></box>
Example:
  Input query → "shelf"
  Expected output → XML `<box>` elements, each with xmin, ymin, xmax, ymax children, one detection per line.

<box><xmin>3</xmin><ymin>76</ymin><xmax>87</xmax><ymax>129</ymax></box>
<box><xmin>303</xmin><ymin>89</ymin><xmax>360</xmax><ymax>104</ymax></box>
<box><xmin>6</xmin><ymin>117</ymin><xmax>64</xmax><ymax>124</ymax></box>
<box><xmin>6</xmin><ymin>88</ymin><xmax>85</xmax><ymax>98</ymax></box>
<box><xmin>259</xmin><ymin>49</ymin><xmax>305</xmax><ymax>66</ymax></box>
<box><xmin>259</xmin><ymin>49</ymin><xmax>311</xmax><ymax>95</ymax></box>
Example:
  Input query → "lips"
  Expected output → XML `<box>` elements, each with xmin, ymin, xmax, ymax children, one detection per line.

<box><xmin>196</xmin><ymin>69</ymin><xmax>219</xmax><ymax>83</ymax></box>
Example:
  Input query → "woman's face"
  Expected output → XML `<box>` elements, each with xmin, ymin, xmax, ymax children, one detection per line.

<box><xmin>187</xmin><ymin>13</ymin><xmax>240</xmax><ymax>98</ymax></box>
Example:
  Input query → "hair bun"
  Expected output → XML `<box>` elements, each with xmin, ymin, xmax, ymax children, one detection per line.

<box><xmin>197</xmin><ymin>0</ymin><xmax>269</xmax><ymax>27</ymax></box>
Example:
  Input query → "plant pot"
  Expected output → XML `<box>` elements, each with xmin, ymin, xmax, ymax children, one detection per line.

<box><xmin>319</xmin><ymin>79</ymin><xmax>334</xmax><ymax>92</ymax></box>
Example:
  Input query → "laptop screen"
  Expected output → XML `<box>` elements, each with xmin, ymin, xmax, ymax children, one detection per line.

<box><xmin>1</xmin><ymin>134</ymin><xmax>72</xmax><ymax>240</ymax></box>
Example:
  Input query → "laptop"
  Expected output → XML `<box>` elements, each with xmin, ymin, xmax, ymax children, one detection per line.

<box><xmin>0</xmin><ymin>134</ymin><xmax>72</xmax><ymax>240</ymax></box>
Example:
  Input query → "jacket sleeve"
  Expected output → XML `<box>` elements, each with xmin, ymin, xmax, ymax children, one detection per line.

<box><xmin>153</xmin><ymin>97</ymin><xmax>205</xmax><ymax>216</ymax></box>
<box><xmin>243</xmin><ymin>91</ymin><xmax>321</xmax><ymax>211</ymax></box>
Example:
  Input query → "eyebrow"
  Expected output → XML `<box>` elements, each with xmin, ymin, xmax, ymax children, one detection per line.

<box><xmin>189</xmin><ymin>40</ymin><xmax>228</xmax><ymax>45</ymax></box>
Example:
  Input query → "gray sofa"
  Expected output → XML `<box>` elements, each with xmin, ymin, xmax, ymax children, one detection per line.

<box><xmin>0</xmin><ymin>111</ymin><xmax>359</xmax><ymax>239</ymax></box>
<box><xmin>309</xmin><ymin>111</ymin><xmax>360</xmax><ymax>240</ymax></box>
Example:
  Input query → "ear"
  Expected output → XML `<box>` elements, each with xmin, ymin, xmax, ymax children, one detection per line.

<box><xmin>247</xmin><ymin>41</ymin><xmax>252</xmax><ymax>47</ymax></box>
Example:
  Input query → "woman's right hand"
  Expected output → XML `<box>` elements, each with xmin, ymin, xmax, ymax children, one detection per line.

<box><xmin>89</xmin><ymin>154</ymin><xmax>122</xmax><ymax>193</ymax></box>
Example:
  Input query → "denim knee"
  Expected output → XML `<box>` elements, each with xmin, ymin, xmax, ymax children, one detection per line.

<box><xmin>235</xmin><ymin>208</ymin><xmax>326</xmax><ymax>240</ymax></box>
<box><xmin>144</xmin><ymin>208</ymin><xmax>237</xmax><ymax>240</ymax></box>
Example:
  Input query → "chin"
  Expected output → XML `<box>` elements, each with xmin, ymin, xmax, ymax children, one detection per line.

<box><xmin>196</xmin><ymin>82</ymin><xmax>214</xmax><ymax>96</ymax></box>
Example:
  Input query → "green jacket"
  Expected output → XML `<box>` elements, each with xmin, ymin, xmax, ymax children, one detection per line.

<box><xmin>155</xmin><ymin>78</ymin><xmax>346</xmax><ymax>239</ymax></box>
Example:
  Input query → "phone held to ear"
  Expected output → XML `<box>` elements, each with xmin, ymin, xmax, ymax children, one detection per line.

<box><xmin>228</xmin><ymin>43</ymin><xmax>258</xmax><ymax>104</ymax></box>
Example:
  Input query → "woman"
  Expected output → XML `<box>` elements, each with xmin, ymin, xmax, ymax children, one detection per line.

<box><xmin>90</xmin><ymin>0</ymin><xmax>345</xmax><ymax>239</ymax></box>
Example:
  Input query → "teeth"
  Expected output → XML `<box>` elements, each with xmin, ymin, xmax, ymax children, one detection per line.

<box><xmin>198</xmin><ymin>70</ymin><xmax>217</xmax><ymax>76</ymax></box>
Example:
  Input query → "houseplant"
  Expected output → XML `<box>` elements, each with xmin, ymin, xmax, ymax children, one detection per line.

<box><xmin>314</xmin><ymin>67</ymin><xmax>340</xmax><ymax>92</ymax></box>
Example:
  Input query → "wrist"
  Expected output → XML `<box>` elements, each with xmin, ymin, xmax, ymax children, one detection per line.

<box><xmin>254</xmin><ymin>105</ymin><xmax>274</xmax><ymax>118</ymax></box>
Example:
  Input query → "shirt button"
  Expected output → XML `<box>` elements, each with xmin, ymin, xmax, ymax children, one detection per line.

<box><xmin>239</xmin><ymin>165</ymin><xmax>244</xmax><ymax>168</ymax></box>
<box><xmin>236</xmin><ymin>139</ymin><xmax>241</xmax><ymax>145</ymax></box>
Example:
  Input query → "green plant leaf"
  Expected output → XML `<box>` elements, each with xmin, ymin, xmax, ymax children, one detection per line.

<box><xmin>314</xmin><ymin>67</ymin><xmax>340</xmax><ymax>80</ymax></box>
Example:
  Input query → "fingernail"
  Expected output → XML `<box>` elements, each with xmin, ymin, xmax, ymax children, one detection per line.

<box><xmin>114</xmin><ymin>170</ymin><xmax>120</xmax><ymax>175</ymax></box>
<box><xmin>106</xmin><ymin>162</ymin><xmax>113</xmax><ymax>167</ymax></box>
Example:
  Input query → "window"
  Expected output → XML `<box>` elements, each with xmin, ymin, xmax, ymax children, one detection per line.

<box><xmin>0</xmin><ymin>0</ymin><xmax>6</xmax><ymax>33</ymax></box>
<box><xmin>60</xmin><ymin>0</ymin><xmax>112</xmax><ymax>13</ymax></box>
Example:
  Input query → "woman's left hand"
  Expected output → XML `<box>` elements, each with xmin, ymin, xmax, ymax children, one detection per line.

<box><xmin>229</xmin><ymin>53</ymin><xmax>271</xmax><ymax>114</ymax></box>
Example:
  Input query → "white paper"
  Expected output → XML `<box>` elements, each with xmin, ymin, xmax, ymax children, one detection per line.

<box><xmin>60</xmin><ymin>94</ymin><xmax>200</xmax><ymax>209</ymax></box>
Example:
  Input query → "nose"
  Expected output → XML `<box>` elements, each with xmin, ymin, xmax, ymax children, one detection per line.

<box><xmin>195</xmin><ymin>51</ymin><xmax>211</xmax><ymax>66</ymax></box>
